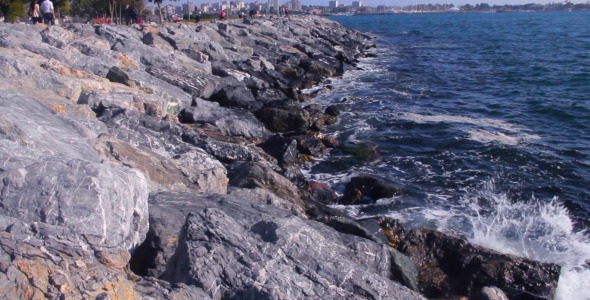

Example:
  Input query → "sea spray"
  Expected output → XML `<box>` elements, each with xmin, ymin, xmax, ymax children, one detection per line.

<box><xmin>466</xmin><ymin>179</ymin><xmax>590</xmax><ymax>300</ymax></box>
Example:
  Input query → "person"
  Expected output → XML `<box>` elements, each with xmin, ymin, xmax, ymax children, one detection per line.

<box><xmin>39</xmin><ymin>0</ymin><xmax>55</xmax><ymax>26</ymax></box>
<box><xmin>249</xmin><ymin>9</ymin><xmax>255</xmax><ymax>19</ymax></box>
<box><xmin>131</xmin><ymin>5</ymin><xmax>139</xmax><ymax>24</ymax></box>
<box><xmin>29</xmin><ymin>0</ymin><xmax>42</xmax><ymax>25</ymax></box>
<box><xmin>284</xmin><ymin>7</ymin><xmax>289</xmax><ymax>17</ymax></box>
<box><xmin>124</xmin><ymin>4</ymin><xmax>131</xmax><ymax>25</ymax></box>
<box><xmin>219</xmin><ymin>10</ymin><xmax>226</xmax><ymax>21</ymax></box>
<box><xmin>194</xmin><ymin>8</ymin><xmax>201</xmax><ymax>23</ymax></box>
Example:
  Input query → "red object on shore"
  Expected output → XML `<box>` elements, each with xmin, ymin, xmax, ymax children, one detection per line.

<box><xmin>91</xmin><ymin>18</ymin><xmax>106</xmax><ymax>24</ymax></box>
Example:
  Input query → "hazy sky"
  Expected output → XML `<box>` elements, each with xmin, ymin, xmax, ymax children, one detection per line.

<box><xmin>160</xmin><ymin>0</ymin><xmax>586</xmax><ymax>8</ymax></box>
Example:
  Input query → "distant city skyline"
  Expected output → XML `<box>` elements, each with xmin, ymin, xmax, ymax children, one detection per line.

<box><xmin>160</xmin><ymin>0</ymin><xmax>588</xmax><ymax>7</ymax></box>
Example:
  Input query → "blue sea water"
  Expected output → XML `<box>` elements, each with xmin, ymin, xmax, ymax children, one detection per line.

<box><xmin>307</xmin><ymin>11</ymin><xmax>590</xmax><ymax>299</ymax></box>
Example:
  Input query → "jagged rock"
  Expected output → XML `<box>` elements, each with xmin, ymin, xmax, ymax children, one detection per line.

<box><xmin>0</xmin><ymin>91</ymin><xmax>148</xmax><ymax>250</ymax></box>
<box><xmin>305</xmin><ymin>103</ymin><xmax>337</xmax><ymax>131</ymax></box>
<box><xmin>94</xmin><ymin>134</ymin><xmax>228</xmax><ymax>193</ymax></box>
<box><xmin>397</xmin><ymin>228</ymin><xmax>561</xmax><ymax>300</ymax></box>
<box><xmin>254</xmin><ymin>104</ymin><xmax>310</xmax><ymax>133</ymax></box>
<box><xmin>306</xmin><ymin>180</ymin><xmax>338</xmax><ymax>204</ymax></box>
<box><xmin>178</xmin><ymin>98</ymin><xmax>270</xmax><ymax>139</ymax></box>
<box><xmin>106</xmin><ymin>66</ymin><xmax>136</xmax><ymax>87</ymax></box>
<box><xmin>209</xmin><ymin>83</ymin><xmax>261</xmax><ymax>110</ymax></box>
<box><xmin>0</xmin><ymin>216</ymin><xmax>208</xmax><ymax>299</ymax></box>
<box><xmin>95</xmin><ymin>109</ymin><xmax>229</xmax><ymax>194</ymax></box>
<box><xmin>147</xmin><ymin>192</ymin><xmax>425</xmax><ymax>300</ymax></box>
<box><xmin>342</xmin><ymin>175</ymin><xmax>403</xmax><ymax>203</ymax></box>
<box><xmin>294</xmin><ymin>133</ymin><xmax>329</xmax><ymax>157</ymax></box>
<box><xmin>258</xmin><ymin>134</ymin><xmax>300</xmax><ymax>168</ymax></box>
<box><xmin>227</xmin><ymin>161</ymin><xmax>306</xmax><ymax>215</ymax></box>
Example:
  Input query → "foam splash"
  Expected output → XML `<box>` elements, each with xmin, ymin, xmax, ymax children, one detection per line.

<box><xmin>465</xmin><ymin>180</ymin><xmax>590</xmax><ymax>300</ymax></box>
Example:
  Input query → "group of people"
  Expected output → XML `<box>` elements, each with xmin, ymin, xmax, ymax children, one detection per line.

<box><xmin>29</xmin><ymin>0</ymin><xmax>55</xmax><ymax>25</ymax></box>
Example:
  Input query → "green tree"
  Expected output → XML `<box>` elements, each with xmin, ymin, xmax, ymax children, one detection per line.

<box><xmin>0</xmin><ymin>0</ymin><xmax>27</xmax><ymax>22</ymax></box>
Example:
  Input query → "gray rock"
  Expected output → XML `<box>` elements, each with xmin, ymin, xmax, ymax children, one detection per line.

<box><xmin>0</xmin><ymin>91</ymin><xmax>148</xmax><ymax>250</ymax></box>
<box><xmin>228</xmin><ymin>161</ymin><xmax>306</xmax><ymax>215</ymax></box>
<box><xmin>151</xmin><ymin>192</ymin><xmax>425</xmax><ymax>300</ymax></box>
<box><xmin>0</xmin><ymin>215</ymin><xmax>208</xmax><ymax>299</ymax></box>
<box><xmin>179</xmin><ymin>99</ymin><xmax>270</xmax><ymax>139</ymax></box>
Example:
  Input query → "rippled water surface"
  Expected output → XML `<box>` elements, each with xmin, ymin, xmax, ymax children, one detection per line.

<box><xmin>308</xmin><ymin>12</ymin><xmax>590</xmax><ymax>299</ymax></box>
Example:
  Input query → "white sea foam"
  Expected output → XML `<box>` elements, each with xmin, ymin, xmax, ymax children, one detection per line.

<box><xmin>399</xmin><ymin>112</ymin><xmax>542</xmax><ymax>146</ymax></box>
<box><xmin>468</xmin><ymin>129</ymin><xmax>520</xmax><ymax>146</ymax></box>
<box><xmin>465</xmin><ymin>180</ymin><xmax>590</xmax><ymax>300</ymax></box>
<box><xmin>400</xmin><ymin>112</ymin><xmax>519</xmax><ymax>132</ymax></box>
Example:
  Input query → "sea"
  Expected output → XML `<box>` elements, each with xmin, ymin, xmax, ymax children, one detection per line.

<box><xmin>305</xmin><ymin>11</ymin><xmax>590</xmax><ymax>299</ymax></box>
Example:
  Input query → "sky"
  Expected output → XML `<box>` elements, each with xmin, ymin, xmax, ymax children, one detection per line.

<box><xmin>160</xmin><ymin>0</ymin><xmax>587</xmax><ymax>8</ymax></box>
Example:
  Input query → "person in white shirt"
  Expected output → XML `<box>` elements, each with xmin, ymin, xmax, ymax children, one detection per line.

<box><xmin>39</xmin><ymin>0</ymin><xmax>55</xmax><ymax>26</ymax></box>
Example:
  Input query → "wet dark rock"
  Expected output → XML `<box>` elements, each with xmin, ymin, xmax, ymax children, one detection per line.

<box><xmin>325</xmin><ymin>103</ymin><xmax>346</xmax><ymax>116</ymax></box>
<box><xmin>106</xmin><ymin>66</ymin><xmax>136</xmax><ymax>87</ymax></box>
<box><xmin>343</xmin><ymin>175</ymin><xmax>402</xmax><ymax>202</ymax></box>
<box><xmin>307</xmin><ymin>180</ymin><xmax>338</xmax><ymax>205</ymax></box>
<box><xmin>209</xmin><ymin>84</ymin><xmax>261</xmax><ymax>110</ymax></box>
<box><xmin>357</xmin><ymin>216</ymin><xmax>407</xmax><ymax>247</ymax></box>
<box><xmin>398</xmin><ymin>228</ymin><xmax>561</xmax><ymax>300</ymax></box>
<box><xmin>258</xmin><ymin>134</ymin><xmax>300</xmax><ymax>168</ymax></box>
<box><xmin>294</xmin><ymin>133</ymin><xmax>329</xmax><ymax>157</ymax></box>
<box><xmin>254</xmin><ymin>104</ymin><xmax>310</xmax><ymax>133</ymax></box>
<box><xmin>305</xmin><ymin>103</ymin><xmax>336</xmax><ymax>131</ymax></box>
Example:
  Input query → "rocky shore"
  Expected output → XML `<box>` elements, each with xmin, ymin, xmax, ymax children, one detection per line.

<box><xmin>0</xmin><ymin>16</ymin><xmax>559</xmax><ymax>299</ymax></box>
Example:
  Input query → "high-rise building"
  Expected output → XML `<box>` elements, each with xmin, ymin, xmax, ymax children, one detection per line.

<box><xmin>268</xmin><ymin>0</ymin><xmax>279</xmax><ymax>13</ymax></box>
<box><xmin>182</xmin><ymin>2</ymin><xmax>195</xmax><ymax>15</ymax></box>
<box><xmin>291</xmin><ymin>0</ymin><xmax>301</xmax><ymax>10</ymax></box>
<box><xmin>329</xmin><ymin>0</ymin><xmax>339</xmax><ymax>9</ymax></box>
<box><xmin>352</xmin><ymin>1</ymin><xmax>362</xmax><ymax>7</ymax></box>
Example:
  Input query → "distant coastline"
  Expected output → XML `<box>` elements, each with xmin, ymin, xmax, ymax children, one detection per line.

<box><xmin>319</xmin><ymin>1</ymin><xmax>589</xmax><ymax>15</ymax></box>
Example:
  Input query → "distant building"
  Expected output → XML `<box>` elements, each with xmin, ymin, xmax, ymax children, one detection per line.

<box><xmin>182</xmin><ymin>2</ymin><xmax>195</xmax><ymax>15</ymax></box>
<box><xmin>329</xmin><ymin>0</ymin><xmax>338</xmax><ymax>9</ymax></box>
<box><xmin>291</xmin><ymin>0</ymin><xmax>301</xmax><ymax>10</ymax></box>
<box><xmin>352</xmin><ymin>1</ymin><xmax>362</xmax><ymax>7</ymax></box>
<box><xmin>165</xmin><ymin>4</ymin><xmax>175</xmax><ymax>19</ymax></box>
<box><xmin>201</xmin><ymin>3</ymin><xmax>212</xmax><ymax>12</ymax></box>
<box><xmin>268</xmin><ymin>0</ymin><xmax>279</xmax><ymax>13</ymax></box>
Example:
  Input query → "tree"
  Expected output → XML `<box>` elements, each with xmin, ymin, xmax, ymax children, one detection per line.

<box><xmin>0</xmin><ymin>0</ymin><xmax>26</xmax><ymax>22</ymax></box>
<box><xmin>145</xmin><ymin>0</ymin><xmax>178</xmax><ymax>23</ymax></box>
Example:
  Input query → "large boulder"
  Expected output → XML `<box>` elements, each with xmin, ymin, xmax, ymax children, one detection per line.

<box><xmin>254</xmin><ymin>104</ymin><xmax>310</xmax><ymax>133</ymax></box>
<box><xmin>0</xmin><ymin>216</ymin><xmax>208</xmax><ymax>299</ymax></box>
<box><xmin>0</xmin><ymin>91</ymin><xmax>148</xmax><ymax>250</ymax></box>
<box><xmin>227</xmin><ymin>161</ymin><xmax>306</xmax><ymax>215</ymax></box>
<box><xmin>178</xmin><ymin>98</ymin><xmax>270</xmax><ymax>139</ymax></box>
<box><xmin>146</xmin><ymin>192</ymin><xmax>425</xmax><ymax>300</ymax></box>
<box><xmin>397</xmin><ymin>228</ymin><xmax>561</xmax><ymax>299</ymax></box>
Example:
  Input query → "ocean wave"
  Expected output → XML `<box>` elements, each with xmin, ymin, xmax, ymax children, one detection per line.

<box><xmin>465</xmin><ymin>179</ymin><xmax>590</xmax><ymax>300</ymax></box>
